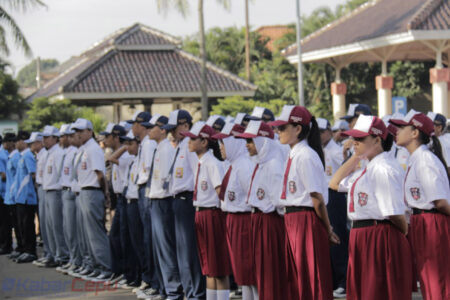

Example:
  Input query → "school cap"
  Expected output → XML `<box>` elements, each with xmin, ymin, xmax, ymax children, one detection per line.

<box><xmin>119</xmin><ymin>121</ymin><xmax>132</xmax><ymax>133</ymax></box>
<box><xmin>3</xmin><ymin>133</ymin><xmax>17</xmax><ymax>142</ymax></box>
<box><xmin>59</xmin><ymin>124</ymin><xmax>75</xmax><ymax>136</ymax></box>
<box><xmin>126</xmin><ymin>111</ymin><xmax>151</xmax><ymax>124</ymax></box>
<box><xmin>317</xmin><ymin>118</ymin><xmax>331</xmax><ymax>130</ymax></box>
<box><xmin>331</xmin><ymin>120</ymin><xmax>349</xmax><ymax>131</ymax></box>
<box><xmin>181</xmin><ymin>121</ymin><xmax>215</xmax><ymax>140</ymax></box>
<box><xmin>25</xmin><ymin>132</ymin><xmax>43</xmax><ymax>144</ymax></box>
<box><xmin>267</xmin><ymin>105</ymin><xmax>312</xmax><ymax>127</ymax></box>
<box><xmin>206</xmin><ymin>115</ymin><xmax>226</xmax><ymax>132</ymax></box>
<box><xmin>341</xmin><ymin>104</ymin><xmax>372</xmax><ymax>120</ymax></box>
<box><xmin>71</xmin><ymin>118</ymin><xmax>93</xmax><ymax>131</ymax></box>
<box><xmin>101</xmin><ymin>123</ymin><xmax>126</xmax><ymax>137</ymax></box>
<box><xmin>225</xmin><ymin>116</ymin><xmax>235</xmax><ymax>123</ymax></box>
<box><xmin>342</xmin><ymin>115</ymin><xmax>388</xmax><ymax>139</ymax></box>
<box><xmin>381</xmin><ymin>113</ymin><xmax>404</xmax><ymax>136</ymax></box>
<box><xmin>389</xmin><ymin>109</ymin><xmax>434</xmax><ymax>136</ymax></box>
<box><xmin>237</xmin><ymin>120</ymin><xmax>274</xmax><ymax>139</ymax></box>
<box><xmin>162</xmin><ymin>110</ymin><xmax>193</xmax><ymax>131</ymax></box>
<box><xmin>248</xmin><ymin>106</ymin><xmax>275</xmax><ymax>122</ymax></box>
<box><xmin>41</xmin><ymin>125</ymin><xmax>60</xmax><ymax>137</ymax></box>
<box><xmin>142</xmin><ymin>114</ymin><xmax>169</xmax><ymax>128</ymax></box>
<box><xmin>120</xmin><ymin>130</ymin><xmax>137</xmax><ymax>142</ymax></box>
<box><xmin>16</xmin><ymin>131</ymin><xmax>31</xmax><ymax>141</ymax></box>
<box><xmin>234</xmin><ymin>113</ymin><xmax>251</xmax><ymax>127</ymax></box>
<box><xmin>212</xmin><ymin>122</ymin><xmax>246</xmax><ymax>140</ymax></box>
<box><xmin>427</xmin><ymin>111</ymin><xmax>447</xmax><ymax>126</ymax></box>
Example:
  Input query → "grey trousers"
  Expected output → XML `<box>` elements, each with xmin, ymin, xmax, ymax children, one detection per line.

<box><xmin>75</xmin><ymin>193</ymin><xmax>93</xmax><ymax>270</ymax></box>
<box><xmin>62</xmin><ymin>189</ymin><xmax>81</xmax><ymax>266</ymax></box>
<box><xmin>79</xmin><ymin>189</ymin><xmax>111</xmax><ymax>272</ymax></box>
<box><xmin>45</xmin><ymin>190</ymin><xmax>69</xmax><ymax>263</ymax></box>
<box><xmin>38</xmin><ymin>186</ymin><xmax>52</xmax><ymax>259</ymax></box>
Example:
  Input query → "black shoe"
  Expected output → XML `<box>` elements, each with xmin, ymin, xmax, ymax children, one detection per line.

<box><xmin>63</xmin><ymin>264</ymin><xmax>79</xmax><ymax>275</ymax></box>
<box><xmin>43</xmin><ymin>260</ymin><xmax>59</xmax><ymax>268</ymax></box>
<box><xmin>68</xmin><ymin>266</ymin><xmax>84</xmax><ymax>277</ymax></box>
<box><xmin>16</xmin><ymin>253</ymin><xmax>37</xmax><ymax>264</ymax></box>
<box><xmin>0</xmin><ymin>248</ymin><xmax>12</xmax><ymax>255</ymax></box>
<box><xmin>90</xmin><ymin>272</ymin><xmax>113</xmax><ymax>283</ymax></box>
<box><xmin>104</xmin><ymin>273</ymin><xmax>124</xmax><ymax>286</ymax></box>
<box><xmin>7</xmin><ymin>251</ymin><xmax>21</xmax><ymax>259</ymax></box>
<box><xmin>12</xmin><ymin>253</ymin><xmax>28</xmax><ymax>263</ymax></box>
<box><xmin>83</xmin><ymin>270</ymin><xmax>101</xmax><ymax>281</ymax></box>
<box><xmin>78</xmin><ymin>268</ymin><xmax>94</xmax><ymax>277</ymax></box>
<box><xmin>121</xmin><ymin>280</ymin><xmax>140</xmax><ymax>289</ymax></box>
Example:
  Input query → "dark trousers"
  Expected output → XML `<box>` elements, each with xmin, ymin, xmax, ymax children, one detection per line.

<box><xmin>7</xmin><ymin>204</ymin><xmax>23</xmax><ymax>253</ymax></box>
<box><xmin>0</xmin><ymin>197</ymin><xmax>12</xmax><ymax>251</ymax></box>
<box><xmin>127</xmin><ymin>199</ymin><xmax>146</xmax><ymax>283</ymax></box>
<box><xmin>327</xmin><ymin>189</ymin><xmax>349</xmax><ymax>290</ymax></box>
<box><xmin>15</xmin><ymin>204</ymin><xmax>36</xmax><ymax>255</ymax></box>
<box><xmin>172</xmin><ymin>194</ymin><xmax>206</xmax><ymax>300</ymax></box>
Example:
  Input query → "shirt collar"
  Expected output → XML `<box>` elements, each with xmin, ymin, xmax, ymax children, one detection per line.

<box><xmin>290</xmin><ymin>139</ymin><xmax>308</xmax><ymax>158</ymax></box>
<box><xmin>367</xmin><ymin>151</ymin><xmax>388</xmax><ymax>169</ymax></box>
<box><xmin>199</xmin><ymin>150</ymin><xmax>213</xmax><ymax>164</ymax></box>
<box><xmin>48</xmin><ymin>143</ymin><xmax>59</xmax><ymax>154</ymax></box>
<box><xmin>20</xmin><ymin>148</ymin><xmax>31</xmax><ymax>155</ymax></box>
<box><xmin>9</xmin><ymin>149</ymin><xmax>18</xmax><ymax>158</ymax></box>
<box><xmin>409</xmin><ymin>144</ymin><xmax>427</xmax><ymax>165</ymax></box>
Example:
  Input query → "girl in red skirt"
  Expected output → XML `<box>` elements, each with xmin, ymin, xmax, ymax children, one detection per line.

<box><xmin>182</xmin><ymin>121</ymin><xmax>233</xmax><ymax>300</ymax></box>
<box><xmin>390</xmin><ymin>110</ymin><xmax>450</xmax><ymax>300</ymax></box>
<box><xmin>238</xmin><ymin>120</ymin><xmax>289</xmax><ymax>300</ymax></box>
<box><xmin>213</xmin><ymin>122</ymin><xmax>258</xmax><ymax>300</ymax></box>
<box><xmin>330</xmin><ymin>114</ymin><xmax>413</xmax><ymax>300</ymax></box>
<box><xmin>269</xmin><ymin>105</ymin><xmax>339</xmax><ymax>300</ymax></box>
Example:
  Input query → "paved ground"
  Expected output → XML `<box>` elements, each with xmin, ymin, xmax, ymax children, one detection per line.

<box><xmin>0</xmin><ymin>251</ymin><xmax>424</xmax><ymax>299</ymax></box>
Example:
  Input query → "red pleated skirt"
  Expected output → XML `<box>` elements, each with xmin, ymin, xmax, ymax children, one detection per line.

<box><xmin>195</xmin><ymin>209</ymin><xmax>232</xmax><ymax>277</ymax></box>
<box><xmin>409</xmin><ymin>212</ymin><xmax>450</xmax><ymax>300</ymax></box>
<box><xmin>226</xmin><ymin>212</ymin><xmax>255</xmax><ymax>285</ymax></box>
<box><xmin>347</xmin><ymin>223</ymin><xmax>412</xmax><ymax>300</ymax></box>
<box><xmin>406</xmin><ymin>224</ymin><xmax>419</xmax><ymax>292</ymax></box>
<box><xmin>285</xmin><ymin>210</ymin><xmax>333</xmax><ymax>300</ymax></box>
<box><xmin>251</xmin><ymin>211</ymin><xmax>288</xmax><ymax>300</ymax></box>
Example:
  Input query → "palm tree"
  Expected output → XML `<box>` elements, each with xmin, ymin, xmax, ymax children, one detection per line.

<box><xmin>0</xmin><ymin>0</ymin><xmax>46</xmax><ymax>58</ymax></box>
<box><xmin>156</xmin><ymin>0</ymin><xmax>229</xmax><ymax>120</ymax></box>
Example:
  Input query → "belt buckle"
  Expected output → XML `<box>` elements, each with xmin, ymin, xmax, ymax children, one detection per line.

<box><xmin>195</xmin><ymin>207</ymin><xmax>200</xmax><ymax>212</ymax></box>
<box><xmin>283</xmin><ymin>207</ymin><xmax>287</xmax><ymax>214</ymax></box>
<box><xmin>252</xmin><ymin>207</ymin><xmax>257</xmax><ymax>213</ymax></box>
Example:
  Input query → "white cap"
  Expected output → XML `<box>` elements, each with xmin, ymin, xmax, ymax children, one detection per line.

<box><xmin>316</xmin><ymin>118</ymin><xmax>330</xmax><ymax>130</ymax></box>
<box><xmin>225</xmin><ymin>116</ymin><xmax>235</xmax><ymax>123</ymax></box>
<box><xmin>59</xmin><ymin>124</ymin><xmax>75</xmax><ymax>136</ymax></box>
<box><xmin>41</xmin><ymin>125</ymin><xmax>60</xmax><ymax>137</ymax></box>
<box><xmin>25</xmin><ymin>132</ymin><xmax>43</xmax><ymax>144</ymax></box>
<box><xmin>71</xmin><ymin>118</ymin><xmax>93</xmax><ymax>130</ymax></box>
<box><xmin>149</xmin><ymin>114</ymin><xmax>161</xmax><ymax>125</ymax></box>
<box><xmin>119</xmin><ymin>121</ymin><xmax>132</xmax><ymax>133</ymax></box>
<box><xmin>234</xmin><ymin>113</ymin><xmax>248</xmax><ymax>125</ymax></box>
<box><xmin>100</xmin><ymin>123</ymin><xmax>115</xmax><ymax>135</ymax></box>
<box><xmin>331</xmin><ymin>120</ymin><xmax>349</xmax><ymax>131</ymax></box>
<box><xmin>206</xmin><ymin>115</ymin><xmax>224</xmax><ymax>127</ymax></box>
<box><xmin>426</xmin><ymin>111</ymin><xmax>436</xmax><ymax>121</ymax></box>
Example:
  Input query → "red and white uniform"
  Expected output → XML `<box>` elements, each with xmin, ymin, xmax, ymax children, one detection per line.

<box><xmin>323</xmin><ymin>138</ymin><xmax>343</xmax><ymax>183</ymax></box>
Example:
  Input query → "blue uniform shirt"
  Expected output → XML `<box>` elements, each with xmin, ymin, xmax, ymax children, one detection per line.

<box><xmin>5</xmin><ymin>150</ymin><xmax>20</xmax><ymax>205</ymax></box>
<box><xmin>0</xmin><ymin>147</ymin><xmax>8</xmax><ymax>199</ymax></box>
<box><xmin>14</xmin><ymin>149</ymin><xmax>37</xmax><ymax>205</ymax></box>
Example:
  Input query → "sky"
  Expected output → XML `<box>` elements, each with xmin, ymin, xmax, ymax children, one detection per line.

<box><xmin>6</xmin><ymin>0</ymin><xmax>346</xmax><ymax>75</ymax></box>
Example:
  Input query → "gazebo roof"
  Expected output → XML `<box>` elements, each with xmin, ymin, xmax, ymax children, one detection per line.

<box><xmin>283</xmin><ymin>0</ymin><xmax>450</xmax><ymax>65</ymax></box>
<box><xmin>28</xmin><ymin>23</ymin><xmax>256</xmax><ymax>102</ymax></box>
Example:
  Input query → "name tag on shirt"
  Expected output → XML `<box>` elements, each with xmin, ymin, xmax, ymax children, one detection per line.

<box><xmin>64</xmin><ymin>167</ymin><xmax>69</xmax><ymax>175</ymax></box>
<box><xmin>326</xmin><ymin>166</ymin><xmax>333</xmax><ymax>176</ymax></box>
<box><xmin>175</xmin><ymin>167</ymin><xmax>183</xmax><ymax>178</ymax></box>
<box><xmin>48</xmin><ymin>166</ymin><xmax>52</xmax><ymax>174</ymax></box>
<box><xmin>81</xmin><ymin>162</ymin><xmax>87</xmax><ymax>170</ymax></box>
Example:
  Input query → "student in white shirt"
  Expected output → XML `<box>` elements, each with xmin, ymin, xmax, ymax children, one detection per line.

<box><xmin>317</xmin><ymin>117</ymin><xmax>348</xmax><ymax>298</ymax></box>
<box><xmin>269</xmin><ymin>106</ymin><xmax>338</xmax><ymax>300</ymax></box>
<box><xmin>237</xmin><ymin>120</ymin><xmax>290</xmax><ymax>300</ymax></box>
<box><xmin>162</xmin><ymin>109</ymin><xmax>205</xmax><ymax>299</ymax></box>
<box><xmin>330</xmin><ymin>115</ymin><xmax>412</xmax><ymax>300</ymax></box>
<box><xmin>427</xmin><ymin>112</ymin><xmax>450</xmax><ymax>171</ymax></box>
<box><xmin>213</xmin><ymin>122</ymin><xmax>258</xmax><ymax>300</ymax></box>
<box><xmin>145</xmin><ymin>114</ymin><xmax>181</xmax><ymax>299</ymax></box>
<box><xmin>390</xmin><ymin>110</ymin><xmax>450</xmax><ymax>300</ymax></box>
<box><xmin>42</xmin><ymin>125</ymin><xmax>70</xmax><ymax>265</ymax></box>
<box><xmin>183</xmin><ymin>122</ymin><xmax>232</xmax><ymax>300</ymax></box>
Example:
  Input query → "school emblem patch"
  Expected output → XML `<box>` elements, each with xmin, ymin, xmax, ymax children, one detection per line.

<box><xmin>257</xmin><ymin>188</ymin><xmax>265</xmax><ymax>200</ymax></box>
<box><xmin>228</xmin><ymin>191</ymin><xmax>236</xmax><ymax>201</ymax></box>
<box><xmin>81</xmin><ymin>162</ymin><xmax>87</xmax><ymax>170</ymax></box>
<box><xmin>175</xmin><ymin>167</ymin><xmax>183</xmax><ymax>178</ymax></box>
<box><xmin>410</xmin><ymin>188</ymin><xmax>420</xmax><ymax>200</ymax></box>
<box><xmin>201</xmin><ymin>180</ymin><xmax>208</xmax><ymax>191</ymax></box>
<box><xmin>289</xmin><ymin>181</ymin><xmax>297</xmax><ymax>194</ymax></box>
<box><xmin>64</xmin><ymin>167</ymin><xmax>69</xmax><ymax>175</ymax></box>
<box><xmin>47</xmin><ymin>166</ymin><xmax>52</xmax><ymax>174</ymax></box>
<box><xmin>358</xmin><ymin>192</ymin><xmax>368</xmax><ymax>206</ymax></box>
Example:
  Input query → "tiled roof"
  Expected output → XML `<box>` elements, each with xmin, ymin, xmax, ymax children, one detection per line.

<box><xmin>283</xmin><ymin>0</ymin><xmax>449</xmax><ymax>57</ymax></box>
<box><xmin>255</xmin><ymin>25</ymin><xmax>294</xmax><ymax>52</ymax></box>
<box><xmin>28</xmin><ymin>23</ymin><xmax>255</xmax><ymax>101</ymax></box>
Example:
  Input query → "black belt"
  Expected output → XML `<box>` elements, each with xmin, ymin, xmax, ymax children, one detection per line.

<box><xmin>229</xmin><ymin>211</ymin><xmax>251</xmax><ymax>215</ymax></box>
<box><xmin>138</xmin><ymin>183</ymin><xmax>146</xmax><ymax>189</ymax></box>
<box><xmin>81</xmin><ymin>186</ymin><xmax>102</xmax><ymax>191</ymax></box>
<box><xmin>46</xmin><ymin>189</ymin><xmax>59</xmax><ymax>192</ymax></box>
<box><xmin>284</xmin><ymin>206</ymin><xmax>315</xmax><ymax>214</ymax></box>
<box><xmin>151</xmin><ymin>196</ymin><xmax>172</xmax><ymax>201</ymax></box>
<box><xmin>412</xmin><ymin>208</ymin><xmax>440</xmax><ymax>215</ymax></box>
<box><xmin>62</xmin><ymin>187</ymin><xmax>71</xmax><ymax>191</ymax></box>
<box><xmin>175</xmin><ymin>191</ymin><xmax>193</xmax><ymax>200</ymax></box>
<box><xmin>127</xmin><ymin>198</ymin><xmax>138</xmax><ymax>204</ymax></box>
<box><xmin>352</xmin><ymin>219</ymin><xmax>391</xmax><ymax>229</ymax></box>
<box><xmin>195</xmin><ymin>206</ymin><xmax>218</xmax><ymax>212</ymax></box>
<box><xmin>251</xmin><ymin>207</ymin><xmax>263</xmax><ymax>213</ymax></box>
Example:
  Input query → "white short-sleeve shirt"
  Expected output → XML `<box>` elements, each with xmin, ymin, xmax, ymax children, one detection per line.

<box><xmin>77</xmin><ymin>138</ymin><xmax>105</xmax><ymax>188</ymax></box>
<box><xmin>323</xmin><ymin>139</ymin><xmax>343</xmax><ymax>183</ymax></box>
<box><xmin>43</xmin><ymin>144</ymin><xmax>64</xmax><ymax>191</ymax></box>
<box><xmin>404</xmin><ymin>145</ymin><xmax>450</xmax><ymax>210</ymax></box>
<box><xmin>149</xmin><ymin>139</ymin><xmax>176</xmax><ymax>199</ymax></box>
<box><xmin>136</xmin><ymin>136</ymin><xmax>157</xmax><ymax>185</ymax></box>
<box><xmin>438</xmin><ymin>133</ymin><xmax>450</xmax><ymax>167</ymax></box>
<box><xmin>125</xmin><ymin>156</ymin><xmax>139</xmax><ymax>200</ymax></box>
<box><xmin>339</xmin><ymin>152</ymin><xmax>406</xmax><ymax>220</ymax></box>
<box><xmin>112</xmin><ymin>151</ymin><xmax>133</xmax><ymax>194</ymax></box>
<box><xmin>193</xmin><ymin>151</ymin><xmax>224</xmax><ymax>207</ymax></box>
<box><xmin>222</xmin><ymin>156</ymin><xmax>255</xmax><ymax>212</ymax></box>
<box><xmin>60</xmin><ymin>146</ymin><xmax>77</xmax><ymax>188</ymax></box>
<box><xmin>279</xmin><ymin>140</ymin><xmax>329</xmax><ymax>207</ymax></box>
<box><xmin>170</xmin><ymin>138</ymin><xmax>198</xmax><ymax>195</ymax></box>
<box><xmin>36</xmin><ymin>148</ymin><xmax>47</xmax><ymax>185</ymax></box>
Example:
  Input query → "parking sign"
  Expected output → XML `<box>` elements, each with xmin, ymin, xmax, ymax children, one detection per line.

<box><xmin>392</xmin><ymin>96</ymin><xmax>407</xmax><ymax>115</ymax></box>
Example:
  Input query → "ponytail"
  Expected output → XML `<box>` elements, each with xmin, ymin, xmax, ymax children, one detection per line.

<box><xmin>381</xmin><ymin>133</ymin><xmax>394</xmax><ymax>152</ymax></box>
<box><xmin>207</xmin><ymin>139</ymin><xmax>223</xmax><ymax>161</ymax></box>
<box><xmin>298</xmin><ymin>116</ymin><xmax>325</xmax><ymax>169</ymax></box>
<box><xmin>418</xmin><ymin>131</ymin><xmax>450</xmax><ymax>182</ymax></box>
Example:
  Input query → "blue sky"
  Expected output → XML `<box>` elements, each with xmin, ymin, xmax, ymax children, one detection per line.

<box><xmin>7</xmin><ymin>0</ymin><xmax>346</xmax><ymax>74</ymax></box>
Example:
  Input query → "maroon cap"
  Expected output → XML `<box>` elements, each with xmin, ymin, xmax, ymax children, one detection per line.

<box><xmin>267</xmin><ymin>105</ymin><xmax>312</xmax><ymax>127</ymax></box>
<box><xmin>389</xmin><ymin>109</ymin><xmax>434</xmax><ymax>136</ymax></box>
<box><xmin>342</xmin><ymin>115</ymin><xmax>388</xmax><ymax>140</ymax></box>
<box><xmin>237</xmin><ymin>120</ymin><xmax>274</xmax><ymax>139</ymax></box>
<box><xmin>181</xmin><ymin>122</ymin><xmax>216</xmax><ymax>140</ymax></box>
<box><xmin>212</xmin><ymin>123</ymin><xmax>245</xmax><ymax>140</ymax></box>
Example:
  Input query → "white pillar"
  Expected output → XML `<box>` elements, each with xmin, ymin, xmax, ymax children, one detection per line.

<box><xmin>430</xmin><ymin>68</ymin><xmax>449</xmax><ymax>115</ymax></box>
<box><xmin>376</xmin><ymin>75</ymin><xmax>393</xmax><ymax>117</ymax></box>
<box><xmin>331</xmin><ymin>82</ymin><xmax>346</xmax><ymax>120</ymax></box>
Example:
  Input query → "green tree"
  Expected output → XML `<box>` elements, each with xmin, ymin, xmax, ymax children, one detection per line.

<box><xmin>0</xmin><ymin>0</ymin><xmax>46</xmax><ymax>58</ymax></box>
<box><xmin>21</xmin><ymin>97</ymin><xmax>106</xmax><ymax>133</ymax></box>
<box><xmin>16</xmin><ymin>58</ymin><xmax>59</xmax><ymax>87</ymax></box>
<box><xmin>0</xmin><ymin>68</ymin><xmax>27</xmax><ymax>118</ymax></box>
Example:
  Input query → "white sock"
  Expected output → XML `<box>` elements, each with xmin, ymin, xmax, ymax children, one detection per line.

<box><xmin>251</xmin><ymin>285</ymin><xmax>259</xmax><ymax>300</ymax></box>
<box><xmin>242</xmin><ymin>285</ymin><xmax>253</xmax><ymax>300</ymax></box>
<box><xmin>206</xmin><ymin>289</ymin><xmax>217</xmax><ymax>300</ymax></box>
<box><xmin>216</xmin><ymin>289</ymin><xmax>230</xmax><ymax>300</ymax></box>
